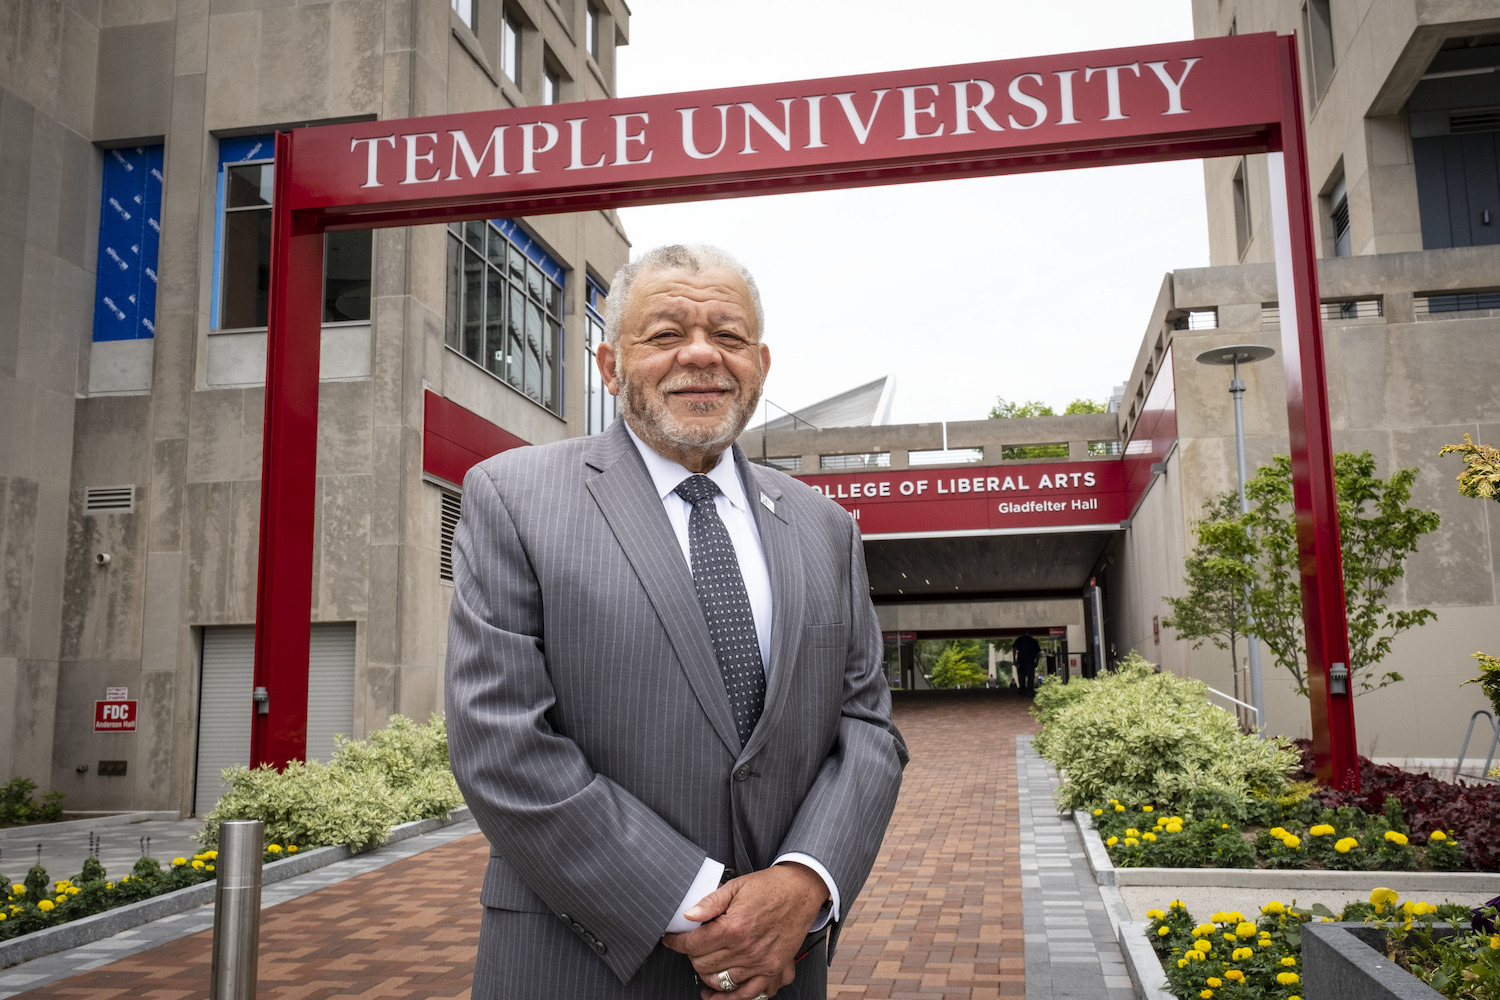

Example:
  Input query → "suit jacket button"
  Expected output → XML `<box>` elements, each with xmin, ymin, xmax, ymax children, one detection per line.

<box><xmin>733</xmin><ymin>765</ymin><xmax>751</xmax><ymax>781</ymax></box>
<box><xmin>593</xmin><ymin>940</ymin><xmax>608</xmax><ymax>956</ymax></box>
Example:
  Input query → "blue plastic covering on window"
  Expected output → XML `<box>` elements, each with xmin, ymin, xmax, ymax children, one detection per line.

<box><xmin>93</xmin><ymin>144</ymin><xmax>164</xmax><ymax>341</ymax></box>
<box><xmin>493</xmin><ymin>218</ymin><xmax>565</xmax><ymax>286</ymax></box>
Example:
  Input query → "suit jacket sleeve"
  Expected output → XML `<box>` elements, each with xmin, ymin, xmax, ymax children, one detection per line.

<box><xmin>445</xmin><ymin>465</ymin><xmax>707</xmax><ymax>983</ymax></box>
<box><xmin>776</xmin><ymin>507</ymin><xmax>908</xmax><ymax>943</ymax></box>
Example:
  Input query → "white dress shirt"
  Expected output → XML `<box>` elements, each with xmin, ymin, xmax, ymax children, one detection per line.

<box><xmin>621</xmin><ymin>425</ymin><xmax>839</xmax><ymax>935</ymax></box>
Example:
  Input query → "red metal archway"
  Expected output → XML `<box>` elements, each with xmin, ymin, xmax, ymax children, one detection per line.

<box><xmin>256</xmin><ymin>31</ymin><xmax>1360</xmax><ymax>788</ymax></box>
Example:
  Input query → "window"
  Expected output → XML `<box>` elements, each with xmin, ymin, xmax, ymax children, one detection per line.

<box><xmin>1329</xmin><ymin>173</ymin><xmax>1351</xmax><ymax>257</ymax></box>
<box><xmin>1302</xmin><ymin>0</ymin><xmax>1335</xmax><ymax>102</ymax></box>
<box><xmin>213</xmin><ymin>135</ymin><xmax>371</xmax><ymax>330</ymax></box>
<box><xmin>544</xmin><ymin>64</ymin><xmax>561</xmax><ymax>105</ymax></box>
<box><xmin>1232</xmin><ymin>157</ymin><xmax>1252</xmax><ymax>259</ymax></box>
<box><xmin>451</xmin><ymin>0</ymin><xmax>475</xmax><ymax>30</ymax></box>
<box><xmin>446</xmin><ymin>219</ymin><xmax>564</xmax><ymax>413</ymax></box>
<box><xmin>502</xmin><ymin>9</ymin><xmax>520</xmax><ymax>82</ymax></box>
<box><xmin>586</xmin><ymin>2</ymin><xmax>600</xmax><ymax>60</ymax></box>
<box><xmin>583</xmin><ymin>277</ymin><xmax>616</xmax><ymax>434</ymax></box>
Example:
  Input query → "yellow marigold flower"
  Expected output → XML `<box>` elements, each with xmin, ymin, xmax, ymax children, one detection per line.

<box><xmin>1232</xmin><ymin>948</ymin><xmax>1253</xmax><ymax>961</ymax></box>
<box><xmin>1200</xmin><ymin>991</ymin><xmax>1213</xmax><ymax>999</ymax></box>
<box><xmin>1335</xmin><ymin>837</ymin><xmax>1358</xmax><ymax>853</ymax></box>
<box><xmin>1270</xmin><ymin>826</ymin><xmax>1288</xmax><ymax>840</ymax></box>
<box><xmin>1221</xmin><ymin>823</ymin><xmax>1229</xmax><ymax>829</ymax></box>
<box><xmin>1282</xmin><ymin>835</ymin><xmax>1301</xmax><ymax>849</ymax></box>
<box><xmin>1235</xmin><ymin>922</ymin><xmax>1257</xmax><ymax>939</ymax></box>
<box><xmin>192</xmin><ymin>860</ymin><xmax>205</xmax><ymax>870</ymax></box>
<box><xmin>267</xmin><ymin>845</ymin><xmax>283</xmax><ymax>854</ymax></box>
<box><xmin>1094</xmin><ymin>809</ymin><xmax>1104</xmax><ymax>816</ymax></box>
<box><xmin>1228</xmin><ymin>912</ymin><xmax>1245</xmax><ymax>923</ymax></box>
<box><xmin>1490</xmin><ymin>935</ymin><xmax>1500</xmax><ymax>950</ymax></box>
<box><xmin>1170</xmin><ymin>900</ymin><xmax>1186</xmax><ymax>910</ymax></box>
<box><xmin>1165</xmin><ymin>823</ymin><xmax>1183</xmax><ymax>833</ymax></box>
<box><xmin>37</xmin><ymin>899</ymin><xmax>54</xmax><ymax>912</ymax></box>
<box><xmin>207</xmin><ymin>865</ymin><xmax>215</xmax><ymax>872</ymax></box>
<box><xmin>0</xmin><ymin>912</ymin><xmax>6</xmax><ymax>921</ymax></box>
<box><xmin>1115</xmin><ymin>804</ymin><xmax>1125</xmax><ymax>812</ymax></box>
<box><xmin>1124</xmin><ymin>838</ymin><xmax>1139</xmax><ymax>847</ymax></box>
<box><xmin>1207</xmin><ymin>978</ymin><xmax>1222</xmax><ymax>987</ymax></box>
<box><xmin>1369</xmin><ymin>887</ymin><xmax>1398</xmax><ymax>912</ymax></box>
<box><xmin>1126</xmin><ymin>828</ymin><xmax>1140</xmax><ymax>838</ymax></box>
<box><xmin>68</xmin><ymin>887</ymin><xmax>80</xmax><ymax>895</ymax></box>
<box><xmin>1159</xmin><ymin>926</ymin><xmax>1170</xmax><ymax>937</ymax></box>
<box><xmin>1225</xmin><ymin>970</ymin><xmax>1244</xmax><ymax>982</ymax></box>
<box><xmin>1146</xmin><ymin>909</ymin><xmax>1166</xmax><ymax>920</ymax></box>
<box><xmin>1178</xmin><ymin>959</ymin><xmax>1189</xmax><ymax>968</ymax></box>
<box><xmin>1107</xmin><ymin>836</ymin><xmax>1119</xmax><ymax>847</ymax></box>
<box><xmin>1281</xmin><ymin>957</ymin><xmax>1297</xmax><ymax>967</ymax></box>
<box><xmin>172</xmin><ymin>857</ymin><xmax>187</xmax><ymax>867</ymax></box>
<box><xmin>1210</xmin><ymin>911</ymin><xmax>1228</xmax><ymax>924</ymax></box>
<box><xmin>1385</xmin><ymin>830</ymin><xmax>1409</xmax><ymax>846</ymax></box>
<box><xmin>1309</xmin><ymin>824</ymin><xmax>1335</xmax><ymax>837</ymax></box>
<box><xmin>105</xmin><ymin>882</ymin><xmax>114</xmax><ymax>889</ymax></box>
<box><xmin>1143</xmin><ymin>805</ymin><xmax>1154</xmax><ymax>812</ymax></box>
<box><xmin>1263</xmin><ymin>901</ymin><xmax>1286</xmax><ymax>914</ymax></box>
<box><xmin>287</xmin><ymin>846</ymin><xmax>297</xmax><ymax>853</ymax></box>
<box><xmin>1277</xmin><ymin>971</ymin><xmax>1300</xmax><ymax>986</ymax></box>
<box><xmin>1143</xmin><ymin>832</ymin><xmax>1157</xmax><ymax>843</ymax></box>
<box><xmin>1193</xmin><ymin>923</ymin><xmax>1215</xmax><ymax>937</ymax></box>
<box><xmin>10</xmin><ymin>885</ymin><xmax>23</xmax><ymax>895</ymax></box>
<box><xmin>1222</xmin><ymin>933</ymin><xmax>1236</xmax><ymax>944</ymax></box>
<box><xmin>1428</xmin><ymin>830</ymin><xmax>1447</xmax><ymax>842</ymax></box>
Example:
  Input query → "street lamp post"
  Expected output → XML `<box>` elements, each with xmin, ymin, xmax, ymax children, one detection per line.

<box><xmin>1196</xmin><ymin>344</ymin><xmax>1276</xmax><ymax>735</ymax></box>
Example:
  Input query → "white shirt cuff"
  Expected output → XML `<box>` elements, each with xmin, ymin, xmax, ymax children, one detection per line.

<box><xmin>665</xmin><ymin>857</ymin><xmax>725</xmax><ymax>934</ymax></box>
<box><xmin>775</xmin><ymin>853</ymin><xmax>840</xmax><ymax>931</ymax></box>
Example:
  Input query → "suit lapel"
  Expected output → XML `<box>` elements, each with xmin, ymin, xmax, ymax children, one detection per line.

<box><xmin>737</xmin><ymin>452</ymin><xmax>805</xmax><ymax>762</ymax></box>
<box><xmin>584</xmin><ymin>423</ymin><xmax>742</xmax><ymax>756</ymax></box>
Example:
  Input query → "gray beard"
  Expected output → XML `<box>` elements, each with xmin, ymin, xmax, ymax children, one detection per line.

<box><xmin>619</xmin><ymin>369</ymin><xmax>762</xmax><ymax>458</ymax></box>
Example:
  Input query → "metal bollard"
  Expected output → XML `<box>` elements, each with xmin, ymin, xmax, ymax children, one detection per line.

<box><xmin>209</xmin><ymin>820</ymin><xmax>264</xmax><ymax>1000</ymax></box>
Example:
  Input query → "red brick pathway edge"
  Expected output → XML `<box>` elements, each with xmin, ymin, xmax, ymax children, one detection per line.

<box><xmin>17</xmin><ymin>693</ymin><xmax>1039</xmax><ymax>1000</ymax></box>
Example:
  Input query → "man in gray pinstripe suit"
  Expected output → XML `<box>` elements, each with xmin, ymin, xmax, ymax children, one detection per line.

<box><xmin>446</xmin><ymin>245</ymin><xmax>907</xmax><ymax>999</ymax></box>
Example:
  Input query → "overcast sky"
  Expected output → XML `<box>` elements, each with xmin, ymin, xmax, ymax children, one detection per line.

<box><xmin>613</xmin><ymin>0</ymin><xmax>1211</xmax><ymax>426</ymax></box>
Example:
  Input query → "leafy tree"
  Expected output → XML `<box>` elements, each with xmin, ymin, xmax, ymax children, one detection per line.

<box><xmin>1439</xmin><ymin>434</ymin><xmax>1500</xmax><ymax>714</ymax></box>
<box><xmin>929</xmin><ymin>639</ymin><xmax>988</xmax><ymax>689</ymax></box>
<box><xmin>1162</xmin><ymin>491</ymin><xmax>1254</xmax><ymax>673</ymax></box>
<box><xmin>988</xmin><ymin>397</ymin><xmax>1106</xmax><ymax>458</ymax></box>
<box><xmin>1241</xmin><ymin>451</ymin><xmax>1440</xmax><ymax>696</ymax></box>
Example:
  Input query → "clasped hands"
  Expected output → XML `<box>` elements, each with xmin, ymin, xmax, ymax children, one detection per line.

<box><xmin>661</xmin><ymin>862</ymin><xmax>828</xmax><ymax>1000</ymax></box>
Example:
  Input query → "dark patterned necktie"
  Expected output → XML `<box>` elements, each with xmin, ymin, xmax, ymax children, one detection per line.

<box><xmin>673</xmin><ymin>474</ymin><xmax>765</xmax><ymax>746</ymax></box>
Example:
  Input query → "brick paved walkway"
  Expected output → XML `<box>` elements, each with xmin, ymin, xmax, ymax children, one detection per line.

<box><xmin>13</xmin><ymin>692</ymin><xmax>1042</xmax><ymax>1000</ymax></box>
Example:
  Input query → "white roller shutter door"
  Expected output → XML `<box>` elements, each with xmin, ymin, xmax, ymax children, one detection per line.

<box><xmin>306</xmin><ymin>622</ymin><xmax>356</xmax><ymax>763</ymax></box>
<box><xmin>194</xmin><ymin>626</ymin><xmax>255</xmax><ymax>814</ymax></box>
<box><xmin>194</xmin><ymin>623</ymin><xmax>357</xmax><ymax>813</ymax></box>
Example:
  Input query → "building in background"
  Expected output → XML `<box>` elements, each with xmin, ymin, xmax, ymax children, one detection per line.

<box><xmin>0</xmin><ymin>0</ymin><xmax>631</xmax><ymax>814</ymax></box>
<box><xmin>1107</xmin><ymin>1</ymin><xmax>1500</xmax><ymax>761</ymax></box>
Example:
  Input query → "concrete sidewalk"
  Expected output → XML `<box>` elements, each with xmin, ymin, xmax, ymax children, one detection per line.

<box><xmin>3</xmin><ymin>692</ymin><xmax>1144</xmax><ymax>1000</ymax></box>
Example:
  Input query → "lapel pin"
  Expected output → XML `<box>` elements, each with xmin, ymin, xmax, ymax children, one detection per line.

<box><xmin>759</xmin><ymin>492</ymin><xmax>775</xmax><ymax>514</ymax></box>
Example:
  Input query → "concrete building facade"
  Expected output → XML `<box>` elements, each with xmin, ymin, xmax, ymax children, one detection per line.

<box><xmin>1108</xmin><ymin>0</ymin><xmax>1500</xmax><ymax>760</ymax></box>
<box><xmin>0</xmin><ymin>0</ymin><xmax>633</xmax><ymax>813</ymax></box>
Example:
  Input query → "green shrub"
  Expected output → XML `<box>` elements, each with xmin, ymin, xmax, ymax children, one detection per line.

<box><xmin>198</xmin><ymin>714</ymin><xmax>463</xmax><ymax>850</ymax></box>
<box><xmin>1033</xmin><ymin>652</ymin><xmax>1298</xmax><ymax>811</ymax></box>
<box><xmin>0</xmin><ymin>777</ymin><xmax>64</xmax><ymax>825</ymax></box>
<box><xmin>1030</xmin><ymin>673</ymin><xmax>1091</xmax><ymax>726</ymax></box>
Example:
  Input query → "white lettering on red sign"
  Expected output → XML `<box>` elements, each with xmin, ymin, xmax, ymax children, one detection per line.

<box><xmin>343</xmin><ymin>57</ymin><xmax>1206</xmax><ymax>189</ymax></box>
<box><xmin>94</xmin><ymin>700</ymin><xmax>138</xmax><ymax>732</ymax></box>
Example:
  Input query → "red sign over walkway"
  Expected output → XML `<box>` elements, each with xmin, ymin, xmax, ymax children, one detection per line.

<box><xmin>258</xmin><ymin>31</ymin><xmax>1359</xmax><ymax>788</ymax></box>
<box><xmin>802</xmin><ymin>461</ymin><xmax>1128</xmax><ymax>537</ymax></box>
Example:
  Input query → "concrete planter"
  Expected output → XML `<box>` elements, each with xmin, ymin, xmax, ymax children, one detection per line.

<box><xmin>1302</xmin><ymin>922</ymin><xmax>1453</xmax><ymax>1000</ymax></box>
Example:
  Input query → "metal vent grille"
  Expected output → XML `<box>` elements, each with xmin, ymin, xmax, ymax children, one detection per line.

<box><xmin>439</xmin><ymin>490</ymin><xmax>462</xmax><ymax>583</ymax></box>
<box><xmin>1322</xmin><ymin>299</ymin><xmax>1383</xmax><ymax>321</ymax></box>
<box><xmin>85</xmin><ymin>486</ymin><xmax>135</xmax><ymax>514</ymax></box>
<box><xmin>1172</xmin><ymin>309</ymin><xmax>1219</xmax><ymax>331</ymax></box>
<box><xmin>1450</xmin><ymin>106</ymin><xmax>1500</xmax><ymax>134</ymax></box>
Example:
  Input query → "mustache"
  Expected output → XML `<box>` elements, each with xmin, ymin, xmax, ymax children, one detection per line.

<box><xmin>659</xmin><ymin>371</ymin><xmax>739</xmax><ymax>393</ymax></box>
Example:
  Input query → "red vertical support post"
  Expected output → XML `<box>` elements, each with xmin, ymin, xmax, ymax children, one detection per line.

<box><xmin>1268</xmin><ymin>36</ymin><xmax>1359</xmax><ymax>790</ymax></box>
<box><xmin>251</xmin><ymin>131</ymin><xmax>322</xmax><ymax>768</ymax></box>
